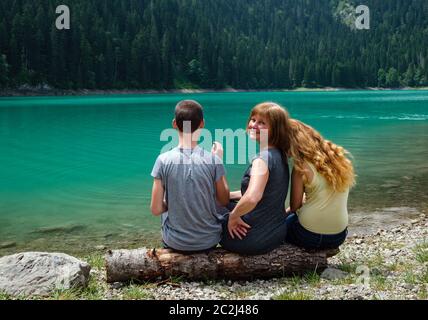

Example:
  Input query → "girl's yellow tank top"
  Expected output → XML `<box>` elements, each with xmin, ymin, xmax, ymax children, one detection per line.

<box><xmin>297</xmin><ymin>162</ymin><xmax>349</xmax><ymax>235</ymax></box>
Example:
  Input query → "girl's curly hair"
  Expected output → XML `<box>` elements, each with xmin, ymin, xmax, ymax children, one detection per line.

<box><xmin>289</xmin><ymin>119</ymin><xmax>356</xmax><ymax>192</ymax></box>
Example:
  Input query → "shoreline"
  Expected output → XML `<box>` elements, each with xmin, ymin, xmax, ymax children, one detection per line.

<box><xmin>1</xmin><ymin>212</ymin><xmax>427</xmax><ymax>300</ymax></box>
<box><xmin>1</xmin><ymin>86</ymin><xmax>428</xmax><ymax>97</ymax></box>
<box><xmin>0</xmin><ymin>206</ymin><xmax>424</xmax><ymax>258</ymax></box>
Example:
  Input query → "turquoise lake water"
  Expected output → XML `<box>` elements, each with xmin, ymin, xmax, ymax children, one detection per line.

<box><xmin>1</xmin><ymin>90</ymin><xmax>427</xmax><ymax>255</ymax></box>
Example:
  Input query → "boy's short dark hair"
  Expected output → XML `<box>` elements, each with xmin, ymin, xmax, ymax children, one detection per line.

<box><xmin>175</xmin><ymin>100</ymin><xmax>204</xmax><ymax>133</ymax></box>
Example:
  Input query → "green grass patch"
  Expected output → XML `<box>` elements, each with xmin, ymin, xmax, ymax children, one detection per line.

<box><xmin>79</xmin><ymin>277</ymin><xmax>107</xmax><ymax>300</ymax></box>
<box><xmin>82</xmin><ymin>253</ymin><xmax>105</xmax><ymax>270</ymax></box>
<box><xmin>404</xmin><ymin>271</ymin><xmax>418</xmax><ymax>285</ymax></box>
<box><xmin>413</xmin><ymin>242</ymin><xmax>428</xmax><ymax>264</ymax></box>
<box><xmin>0</xmin><ymin>291</ymin><xmax>12</xmax><ymax>300</ymax></box>
<box><xmin>49</xmin><ymin>275</ymin><xmax>106</xmax><ymax>300</ymax></box>
<box><xmin>336</xmin><ymin>261</ymin><xmax>358</xmax><ymax>274</ymax></box>
<box><xmin>288</xmin><ymin>275</ymin><xmax>304</xmax><ymax>288</ymax></box>
<box><xmin>384</xmin><ymin>261</ymin><xmax>403</xmax><ymax>272</ymax></box>
<box><xmin>370</xmin><ymin>274</ymin><xmax>391</xmax><ymax>291</ymax></box>
<box><xmin>50</xmin><ymin>288</ymin><xmax>81</xmax><ymax>300</ymax></box>
<box><xmin>122</xmin><ymin>284</ymin><xmax>154</xmax><ymax>300</ymax></box>
<box><xmin>303</xmin><ymin>270</ymin><xmax>321</xmax><ymax>286</ymax></box>
<box><xmin>420</xmin><ymin>267</ymin><xmax>428</xmax><ymax>284</ymax></box>
<box><xmin>273</xmin><ymin>291</ymin><xmax>312</xmax><ymax>300</ymax></box>
<box><xmin>283</xmin><ymin>271</ymin><xmax>321</xmax><ymax>289</ymax></box>
<box><xmin>365</xmin><ymin>252</ymin><xmax>385</xmax><ymax>269</ymax></box>
<box><xmin>418</xmin><ymin>285</ymin><xmax>427</xmax><ymax>300</ymax></box>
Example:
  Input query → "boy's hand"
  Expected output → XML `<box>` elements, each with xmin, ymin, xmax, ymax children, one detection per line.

<box><xmin>228</xmin><ymin>214</ymin><xmax>251</xmax><ymax>240</ymax></box>
<box><xmin>212</xmin><ymin>141</ymin><xmax>224</xmax><ymax>160</ymax></box>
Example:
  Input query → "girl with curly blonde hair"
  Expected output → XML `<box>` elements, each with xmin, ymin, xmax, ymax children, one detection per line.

<box><xmin>285</xmin><ymin>119</ymin><xmax>356</xmax><ymax>250</ymax></box>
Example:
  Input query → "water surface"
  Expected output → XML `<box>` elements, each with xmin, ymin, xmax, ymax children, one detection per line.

<box><xmin>1</xmin><ymin>90</ymin><xmax>427</xmax><ymax>255</ymax></box>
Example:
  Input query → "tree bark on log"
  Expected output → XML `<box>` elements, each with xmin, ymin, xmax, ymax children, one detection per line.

<box><xmin>105</xmin><ymin>245</ymin><xmax>339</xmax><ymax>283</ymax></box>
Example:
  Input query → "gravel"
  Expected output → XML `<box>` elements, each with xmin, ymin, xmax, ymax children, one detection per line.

<box><xmin>100</xmin><ymin>213</ymin><xmax>428</xmax><ymax>300</ymax></box>
<box><xmin>3</xmin><ymin>214</ymin><xmax>427</xmax><ymax>300</ymax></box>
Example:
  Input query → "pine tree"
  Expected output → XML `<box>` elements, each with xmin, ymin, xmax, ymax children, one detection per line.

<box><xmin>378</xmin><ymin>69</ymin><xmax>387</xmax><ymax>88</ymax></box>
<box><xmin>385</xmin><ymin>68</ymin><xmax>400</xmax><ymax>88</ymax></box>
<box><xmin>0</xmin><ymin>54</ymin><xmax>9</xmax><ymax>88</ymax></box>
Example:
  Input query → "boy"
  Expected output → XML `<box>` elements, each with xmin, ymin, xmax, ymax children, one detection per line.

<box><xmin>150</xmin><ymin>100</ymin><xmax>230</xmax><ymax>252</ymax></box>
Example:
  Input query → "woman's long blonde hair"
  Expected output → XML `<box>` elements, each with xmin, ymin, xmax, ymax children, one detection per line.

<box><xmin>289</xmin><ymin>119</ymin><xmax>355</xmax><ymax>192</ymax></box>
<box><xmin>248</xmin><ymin>102</ymin><xmax>291</xmax><ymax>162</ymax></box>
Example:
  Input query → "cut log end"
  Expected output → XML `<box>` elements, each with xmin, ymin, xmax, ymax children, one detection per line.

<box><xmin>105</xmin><ymin>245</ymin><xmax>340</xmax><ymax>283</ymax></box>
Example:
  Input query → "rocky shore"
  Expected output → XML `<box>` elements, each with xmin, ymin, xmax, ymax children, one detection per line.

<box><xmin>1</xmin><ymin>86</ymin><xmax>427</xmax><ymax>97</ymax></box>
<box><xmin>1</xmin><ymin>213</ymin><xmax>427</xmax><ymax>300</ymax></box>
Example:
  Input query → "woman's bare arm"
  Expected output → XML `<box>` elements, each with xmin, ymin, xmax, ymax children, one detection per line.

<box><xmin>289</xmin><ymin>163</ymin><xmax>313</xmax><ymax>213</ymax></box>
<box><xmin>228</xmin><ymin>158</ymin><xmax>269</xmax><ymax>239</ymax></box>
<box><xmin>289</xmin><ymin>169</ymin><xmax>304</xmax><ymax>212</ymax></box>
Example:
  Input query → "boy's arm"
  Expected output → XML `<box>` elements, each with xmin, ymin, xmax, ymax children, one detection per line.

<box><xmin>230</xmin><ymin>190</ymin><xmax>242</xmax><ymax>201</ymax></box>
<box><xmin>212</xmin><ymin>142</ymin><xmax>230</xmax><ymax>206</ymax></box>
<box><xmin>216</xmin><ymin>176</ymin><xmax>230</xmax><ymax>206</ymax></box>
<box><xmin>151</xmin><ymin>178</ymin><xmax>167</xmax><ymax>216</ymax></box>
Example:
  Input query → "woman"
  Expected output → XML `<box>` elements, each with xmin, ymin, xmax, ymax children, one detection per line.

<box><xmin>285</xmin><ymin>119</ymin><xmax>356</xmax><ymax>250</ymax></box>
<box><xmin>219</xmin><ymin>102</ymin><xmax>291</xmax><ymax>255</ymax></box>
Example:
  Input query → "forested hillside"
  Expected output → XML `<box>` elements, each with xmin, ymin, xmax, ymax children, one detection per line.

<box><xmin>0</xmin><ymin>0</ymin><xmax>427</xmax><ymax>90</ymax></box>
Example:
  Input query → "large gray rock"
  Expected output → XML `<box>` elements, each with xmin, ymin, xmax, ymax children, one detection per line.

<box><xmin>0</xmin><ymin>252</ymin><xmax>91</xmax><ymax>297</ymax></box>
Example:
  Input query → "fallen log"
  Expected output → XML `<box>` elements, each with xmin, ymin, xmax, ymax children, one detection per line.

<box><xmin>105</xmin><ymin>245</ymin><xmax>339</xmax><ymax>283</ymax></box>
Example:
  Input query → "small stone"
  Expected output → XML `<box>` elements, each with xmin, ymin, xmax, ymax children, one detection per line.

<box><xmin>410</xmin><ymin>219</ymin><xmax>419</xmax><ymax>225</ymax></box>
<box><xmin>111</xmin><ymin>282</ymin><xmax>125</xmax><ymax>290</ymax></box>
<box><xmin>33</xmin><ymin>224</ymin><xmax>86</xmax><ymax>235</ymax></box>
<box><xmin>321</xmin><ymin>268</ymin><xmax>349</xmax><ymax>280</ymax></box>
<box><xmin>0</xmin><ymin>242</ymin><xmax>16</xmax><ymax>249</ymax></box>
<box><xmin>402</xmin><ymin>284</ymin><xmax>414</xmax><ymax>290</ymax></box>
<box><xmin>381</xmin><ymin>183</ymin><xmax>399</xmax><ymax>188</ymax></box>
<box><xmin>376</xmin><ymin>292</ymin><xmax>387</xmax><ymax>300</ymax></box>
<box><xmin>355</xmin><ymin>239</ymin><xmax>364</xmax><ymax>245</ymax></box>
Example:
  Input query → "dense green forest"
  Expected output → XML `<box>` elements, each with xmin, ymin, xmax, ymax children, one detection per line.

<box><xmin>0</xmin><ymin>0</ymin><xmax>427</xmax><ymax>90</ymax></box>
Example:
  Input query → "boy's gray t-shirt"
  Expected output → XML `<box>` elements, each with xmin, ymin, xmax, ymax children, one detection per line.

<box><xmin>151</xmin><ymin>146</ymin><xmax>226</xmax><ymax>251</ymax></box>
